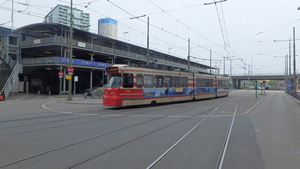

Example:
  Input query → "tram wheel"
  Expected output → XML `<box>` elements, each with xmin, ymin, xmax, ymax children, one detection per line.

<box><xmin>150</xmin><ymin>100</ymin><xmax>157</xmax><ymax>106</ymax></box>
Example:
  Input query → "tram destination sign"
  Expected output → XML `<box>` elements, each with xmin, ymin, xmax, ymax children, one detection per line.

<box><xmin>106</xmin><ymin>67</ymin><xmax>119</xmax><ymax>73</ymax></box>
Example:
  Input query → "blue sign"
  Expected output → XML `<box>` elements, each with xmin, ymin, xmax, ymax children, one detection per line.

<box><xmin>287</xmin><ymin>82</ymin><xmax>293</xmax><ymax>90</ymax></box>
<box><xmin>57</xmin><ymin>57</ymin><xmax>110</xmax><ymax>68</ymax></box>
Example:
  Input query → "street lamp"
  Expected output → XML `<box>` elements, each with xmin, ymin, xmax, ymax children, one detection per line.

<box><xmin>274</xmin><ymin>55</ymin><xmax>288</xmax><ymax>89</ymax></box>
<box><xmin>90</xmin><ymin>37</ymin><xmax>97</xmax><ymax>91</ymax></box>
<box><xmin>67</xmin><ymin>0</ymin><xmax>73</xmax><ymax>101</ymax></box>
<box><xmin>130</xmin><ymin>15</ymin><xmax>150</xmax><ymax>66</ymax></box>
<box><xmin>204</xmin><ymin>0</ymin><xmax>227</xmax><ymax>5</ymax></box>
<box><xmin>273</xmin><ymin>39</ymin><xmax>292</xmax><ymax>86</ymax></box>
<box><xmin>123</xmin><ymin>32</ymin><xmax>128</xmax><ymax>41</ymax></box>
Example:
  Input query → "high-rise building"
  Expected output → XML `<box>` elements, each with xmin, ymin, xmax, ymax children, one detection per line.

<box><xmin>44</xmin><ymin>5</ymin><xmax>90</xmax><ymax>31</ymax></box>
<box><xmin>98</xmin><ymin>18</ymin><xmax>118</xmax><ymax>39</ymax></box>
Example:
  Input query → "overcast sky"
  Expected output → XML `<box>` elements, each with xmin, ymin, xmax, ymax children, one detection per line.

<box><xmin>1</xmin><ymin>0</ymin><xmax>300</xmax><ymax>75</ymax></box>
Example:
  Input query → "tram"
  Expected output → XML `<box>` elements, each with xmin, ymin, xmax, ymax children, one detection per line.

<box><xmin>103</xmin><ymin>65</ymin><xmax>230</xmax><ymax>107</ymax></box>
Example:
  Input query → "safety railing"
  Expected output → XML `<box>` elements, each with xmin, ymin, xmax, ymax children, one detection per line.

<box><xmin>2</xmin><ymin>62</ymin><xmax>19</xmax><ymax>99</ymax></box>
<box><xmin>0</xmin><ymin>46</ymin><xmax>16</xmax><ymax>69</ymax></box>
<box><xmin>20</xmin><ymin>36</ymin><xmax>214</xmax><ymax>74</ymax></box>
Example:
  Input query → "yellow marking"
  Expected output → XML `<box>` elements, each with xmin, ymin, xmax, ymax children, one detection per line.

<box><xmin>176</xmin><ymin>88</ymin><xmax>183</xmax><ymax>92</ymax></box>
<box><xmin>41</xmin><ymin>101</ymin><xmax>58</xmax><ymax>112</ymax></box>
<box><xmin>238</xmin><ymin>91</ymin><xmax>272</xmax><ymax>116</ymax></box>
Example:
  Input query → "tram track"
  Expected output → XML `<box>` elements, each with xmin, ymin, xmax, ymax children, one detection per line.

<box><xmin>216</xmin><ymin>100</ymin><xmax>240</xmax><ymax>169</ymax></box>
<box><xmin>63</xmin><ymin>99</ymin><xmax>234</xmax><ymax>169</ymax></box>
<box><xmin>0</xmin><ymin>92</ymin><xmax>261</xmax><ymax>168</ymax></box>
<box><xmin>145</xmin><ymin>97</ymin><xmax>246</xmax><ymax>169</ymax></box>
<box><xmin>145</xmin><ymin>100</ymin><xmax>229</xmax><ymax>169</ymax></box>
<box><xmin>0</xmin><ymin>99</ymin><xmax>233</xmax><ymax>168</ymax></box>
<box><xmin>0</xmin><ymin>97</ymin><xmax>223</xmax><ymax>132</ymax></box>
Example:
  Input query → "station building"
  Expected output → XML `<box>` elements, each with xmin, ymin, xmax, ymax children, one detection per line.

<box><xmin>0</xmin><ymin>23</ymin><xmax>218</xmax><ymax>99</ymax></box>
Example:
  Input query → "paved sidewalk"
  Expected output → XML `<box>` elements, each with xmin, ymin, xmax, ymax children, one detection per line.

<box><xmin>4</xmin><ymin>93</ymin><xmax>103</xmax><ymax>105</ymax></box>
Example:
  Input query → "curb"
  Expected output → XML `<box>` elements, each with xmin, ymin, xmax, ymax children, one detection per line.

<box><xmin>56</xmin><ymin>101</ymin><xmax>101</xmax><ymax>105</ymax></box>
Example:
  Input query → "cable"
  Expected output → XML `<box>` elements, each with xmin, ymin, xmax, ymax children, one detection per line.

<box><xmin>230</xmin><ymin>18</ymin><xmax>300</xmax><ymax>44</ymax></box>
<box><xmin>0</xmin><ymin>0</ymin><xmax>9</xmax><ymax>7</ymax></box>
<box><xmin>0</xmin><ymin>20</ymin><xmax>12</xmax><ymax>26</ymax></box>
<box><xmin>148</xmin><ymin>0</ymin><xmax>225</xmax><ymax>52</ymax></box>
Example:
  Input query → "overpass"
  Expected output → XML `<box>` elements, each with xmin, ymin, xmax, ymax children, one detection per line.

<box><xmin>231</xmin><ymin>74</ymin><xmax>286</xmax><ymax>89</ymax></box>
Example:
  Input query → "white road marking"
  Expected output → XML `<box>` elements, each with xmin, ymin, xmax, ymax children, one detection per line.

<box><xmin>41</xmin><ymin>101</ymin><xmax>57</xmax><ymax>112</ymax></box>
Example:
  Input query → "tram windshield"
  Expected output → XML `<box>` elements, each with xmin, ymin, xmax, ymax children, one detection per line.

<box><xmin>106</xmin><ymin>75</ymin><xmax>121</xmax><ymax>88</ymax></box>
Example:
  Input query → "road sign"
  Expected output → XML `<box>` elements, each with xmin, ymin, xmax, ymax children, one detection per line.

<box><xmin>67</xmin><ymin>67</ymin><xmax>74</xmax><ymax>75</ymax></box>
<box><xmin>58</xmin><ymin>71</ymin><xmax>63</xmax><ymax>78</ymax></box>
<box><xmin>66</xmin><ymin>75</ymin><xmax>72</xmax><ymax>80</ymax></box>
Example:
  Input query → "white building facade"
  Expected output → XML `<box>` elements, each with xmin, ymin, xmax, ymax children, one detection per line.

<box><xmin>44</xmin><ymin>5</ymin><xmax>90</xmax><ymax>31</ymax></box>
<box><xmin>98</xmin><ymin>18</ymin><xmax>118</xmax><ymax>39</ymax></box>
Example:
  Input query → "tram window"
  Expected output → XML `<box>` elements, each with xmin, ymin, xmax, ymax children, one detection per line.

<box><xmin>165</xmin><ymin>76</ymin><xmax>173</xmax><ymax>87</ymax></box>
<box><xmin>218</xmin><ymin>80</ymin><xmax>229</xmax><ymax>88</ymax></box>
<box><xmin>174</xmin><ymin>76</ymin><xmax>181</xmax><ymax>87</ymax></box>
<box><xmin>155</xmin><ymin>75</ymin><xmax>164</xmax><ymax>87</ymax></box>
<box><xmin>208</xmin><ymin>79</ymin><xmax>214</xmax><ymax>87</ymax></box>
<box><xmin>181</xmin><ymin>77</ymin><xmax>188</xmax><ymax>87</ymax></box>
<box><xmin>106</xmin><ymin>75</ymin><xmax>121</xmax><ymax>88</ymax></box>
<box><xmin>204</xmin><ymin>79</ymin><xmax>208</xmax><ymax>87</ymax></box>
<box><xmin>136</xmin><ymin>74</ymin><xmax>143</xmax><ymax>88</ymax></box>
<box><xmin>200</xmin><ymin>78</ymin><xmax>205</xmax><ymax>87</ymax></box>
<box><xmin>205</xmin><ymin>78</ymin><xmax>213</xmax><ymax>87</ymax></box>
<box><xmin>197</xmin><ymin>78</ymin><xmax>204</xmax><ymax>87</ymax></box>
<box><xmin>144</xmin><ymin>74</ymin><xmax>154</xmax><ymax>88</ymax></box>
<box><xmin>218</xmin><ymin>80</ymin><xmax>225</xmax><ymax>88</ymax></box>
<box><xmin>123</xmin><ymin>73</ymin><xmax>133</xmax><ymax>88</ymax></box>
<box><xmin>196</xmin><ymin>78</ymin><xmax>200</xmax><ymax>87</ymax></box>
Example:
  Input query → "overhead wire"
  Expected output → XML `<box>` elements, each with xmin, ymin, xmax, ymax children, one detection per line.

<box><xmin>107</xmin><ymin>0</ymin><xmax>216</xmax><ymax>58</ymax></box>
<box><xmin>145</xmin><ymin>0</ymin><xmax>228</xmax><ymax>61</ymax></box>
<box><xmin>0</xmin><ymin>0</ymin><xmax>10</xmax><ymax>6</ymax></box>
<box><xmin>148</xmin><ymin>0</ymin><xmax>226</xmax><ymax>54</ymax></box>
<box><xmin>2</xmin><ymin>0</ymin><xmax>297</xmax><ymax>73</ymax></box>
<box><xmin>212</xmin><ymin>0</ymin><xmax>230</xmax><ymax>65</ymax></box>
<box><xmin>219</xmin><ymin>2</ymin><xmax>238</xmax><ymax>58</ymax></box>
<box><xmin>230</xmin><ymin>18</ymin><xmax>300</xmax><ymax>44</ymax></box>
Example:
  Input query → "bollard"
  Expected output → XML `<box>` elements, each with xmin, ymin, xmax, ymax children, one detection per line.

<box><xmin>49</xmin><ymin>91</ymin><xmax>51</xmax><ymax>95</ymax></box>
<box><xmin>38</xmin><ymin>91</ymin><xmax>40</xmax><ymax>95</ymax></box>
<box><xmin>84</xmin><ymin>92</ymin><xmax>87</xmax><ymax>99</ymax></box>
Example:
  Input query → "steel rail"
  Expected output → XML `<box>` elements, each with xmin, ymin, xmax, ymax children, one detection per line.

<box><xmin>0</xmin><ymin>100</ymin><xmax>216</xmax><ymax>168</ymax></box>
<box><xmin>146</xmin><ymin>100</ymin><xmax>231</xmax><ymax>169</ymax></box>
<box><xmin>216</xmin><ymin>100</ymin><xmax>240</xmax><ymax>169</ymax></box>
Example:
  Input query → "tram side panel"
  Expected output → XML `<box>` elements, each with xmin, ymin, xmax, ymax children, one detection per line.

<box><xmin>216</xmin><ymin>77</ymin><xmax>230</xmax><ymax>97</ymax></box>
<box><xmin>103</xmin><ymin>66</ymin><xmax>229</xmax><ymax>107</ymax></box>
<box><xmin>104</xmin><ymin>67</ymin><xmax>195</xmax><ymax>106</ymax></box>
<box><xmin>192</xmin><ymin>74</ymin><xmax>216</xmax><ymax>100</ymax></box>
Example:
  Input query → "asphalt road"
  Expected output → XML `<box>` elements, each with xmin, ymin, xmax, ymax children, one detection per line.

<box><xmin>0</xmin><ymin>90</ymin><xmax>299</xmax><ymax>169</ymax></box>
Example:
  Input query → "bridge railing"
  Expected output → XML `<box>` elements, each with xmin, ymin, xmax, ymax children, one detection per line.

<box><xmin>286</xmin><ymin>90</ymin><xmax>300</xmax><ymax>100</ymax></box>
<box><xmin>232</xmin><ymin>73</ymin><xmax>286</xmax><ymax>76</ymax></box>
